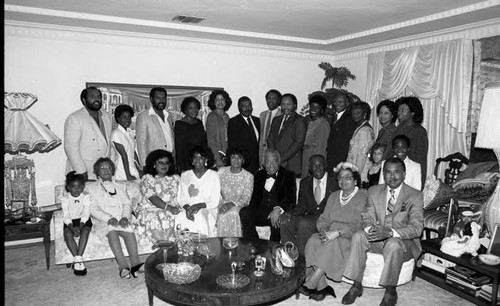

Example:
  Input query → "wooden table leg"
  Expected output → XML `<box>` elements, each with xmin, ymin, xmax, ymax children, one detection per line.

<box><xmin>148</xmin><ymin>287</ymin><xmax>154</xmax><ymax>306</ymax></box>
<box><xmin>43</xmin><ymin>224</ymin><xmax>51</xmax><ymax>270</ymax></box>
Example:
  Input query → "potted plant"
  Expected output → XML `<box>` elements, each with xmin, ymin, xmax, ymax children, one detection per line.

<box><xmin>300</xmin><ymin>62</ymin><xmax>360</xmax><ymax>117</ymax></box>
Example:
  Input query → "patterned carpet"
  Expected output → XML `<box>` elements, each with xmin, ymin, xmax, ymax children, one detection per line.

<box><xmin>5</xmin><ymin>243</ymin><xmax>473</xmax><ymax>306</ymax></box>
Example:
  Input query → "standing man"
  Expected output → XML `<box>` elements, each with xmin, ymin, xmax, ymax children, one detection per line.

<box><xmin>342</xmin><ymin>157</ymin><xmax>423</xmax><ymax>306</ymax></box>
<box><xmin>136</xmin><ymin>87</ymin><xmax>175</xmax><ymax>168</ymax></box>
<box><xmin>267</xmin><ymin>93</ymin><xmax>307</xmax><ymax>178</ymax></box>
<box><xmin>326</xmin><ymin>93</ymin><xmax>357</xmax><ymax>174</ymax></box>
<box><xmin>64</xmin><ymin>87</ymin><xmax>116</xmax><ymax>181</ymax></box>
<box><xmin>259</xmin><ymin>89</ymin><xmax>282</xmax><ymax>168</ymax></box>
<box><xmin>227</xmin><ymin>96</ymin><xmax>261</xmax><ymax>174</ymax></box>
<box><xmin>280</xmin><ymin>155</ymin><xmax>339</xmax><ymax>255</ymax></box>
<box><xmin>239</xmin><ymin>149</ymin><xmax>296</xmax><ymax>243</ymax></box>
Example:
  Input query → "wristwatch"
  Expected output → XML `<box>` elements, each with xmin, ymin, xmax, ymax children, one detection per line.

<box><xmin>389</xmin><ymin>230</ymin><xmax>394</xmax><ymax>238</ymax></box>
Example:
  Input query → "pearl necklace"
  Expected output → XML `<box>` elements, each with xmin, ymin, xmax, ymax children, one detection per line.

<box><xmin>339</xmin><ymin>187</ymin><xmax>359</xmax><ymax>206</ymax></box>
<box><xmin>100</xmin><ymin>181</ymin><xmax>117</xmax><ymax>196</ymax></box>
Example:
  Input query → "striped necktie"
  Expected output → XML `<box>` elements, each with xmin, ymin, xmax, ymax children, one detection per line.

<box><xmin>386</xmin><ymin>189</ymin><xmax>396</xmax><ymax>215</ymax></box>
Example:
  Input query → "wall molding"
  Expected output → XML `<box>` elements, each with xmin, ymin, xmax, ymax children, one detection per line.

<box><xmin>5</xmin><ymin>18</ymin><xmax>500</xmax><ymax>62</ymax></box>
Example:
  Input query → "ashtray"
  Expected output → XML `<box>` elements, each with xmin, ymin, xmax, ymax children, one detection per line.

<box><xmin>216</xmin><ymin>273</ymin><xmax>250</xmax><ymax>289</ymax></box>
<box><xmin>156</xmin><ymin>263</ymin><xmax>167</xmax><ymax>270</ymax></box>
<box><xmin>478</xmin><ymin>254</ymin><xmax>500</xmax><ymax>265</ymax></box>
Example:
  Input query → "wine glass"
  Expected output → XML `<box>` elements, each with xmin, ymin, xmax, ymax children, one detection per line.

<box><xmin>254</xmin><ymin>255</ymin><xmax>266</xmax><ymax>277</ymax></box>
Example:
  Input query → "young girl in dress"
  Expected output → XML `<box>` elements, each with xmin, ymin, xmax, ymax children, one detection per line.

<box><xmin>61</xmin><ymin>171</ymin><xmax>92</xmax><ymax>276</ymax></box>
<box><xmin>363</xmin><ymin>143</ymin><xmax>386</xmax><ymax>188</ymax></box>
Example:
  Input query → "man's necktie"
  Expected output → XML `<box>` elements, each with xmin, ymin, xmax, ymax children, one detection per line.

<box><xmin>314</xmin><ymin>179</ymin><xmax>322</xmax><ymax>204</ymax></box>
<box><xmin>279</xmin><ymin>115</ymin><xmax>288</xmax><ymax>135</ymax></box>
<box><xmin>387</xmin><ymin>189</ymin><xmax>396</xmax><ymax>215</ymax></box>
<box><xmin>265</xmin><ymin>111</ymin><xmax>272</xmax><ymax>140</ymax></box>
<box><xmin>333</xmin><ymin>112</ymin><xmax>338</xmax><ymax>124</ymax></box>
<box><xmin>246</xmin><ymin>117</ymin><xmax>257</xmax><ymax>140</ymax></box>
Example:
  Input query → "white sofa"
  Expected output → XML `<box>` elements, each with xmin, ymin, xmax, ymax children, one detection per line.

<box><xmin>53</xmin><ymin>181</ymin><xmax>154</xmax><ymax>265</ymax></box>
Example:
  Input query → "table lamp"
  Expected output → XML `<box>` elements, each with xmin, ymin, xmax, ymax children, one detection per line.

<box><xmin>4</xmin><ymin>92</ymin><xmax>62</xmax><ymax>213</ymax></box>
<box><xmin>475</xmin><ymin>82</ymin><xmax>500</xmax><ymax>235</ymax></box>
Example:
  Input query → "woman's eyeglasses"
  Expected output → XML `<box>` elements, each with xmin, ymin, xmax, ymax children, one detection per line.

<box><xmin>338</xmin><ymin>175</ymin><xmax>353</xmax><ymax>181</ymax></box>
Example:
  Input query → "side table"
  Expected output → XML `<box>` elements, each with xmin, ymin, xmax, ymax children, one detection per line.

<box><xmin>415</xmin><ymin>238</ymin><xmax>500</xmax><ymax>306</ymax></box>
<box><xmin>4</xmin><ymin>210</ymin><xmax>56</xmax><ymax>270</ymax></box>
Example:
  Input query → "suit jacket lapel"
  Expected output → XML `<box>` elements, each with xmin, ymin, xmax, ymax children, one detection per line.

<box><xmin>393</xmin><ymin>184</ymin><xmax>407</xmax><ymax>214</ymax></box>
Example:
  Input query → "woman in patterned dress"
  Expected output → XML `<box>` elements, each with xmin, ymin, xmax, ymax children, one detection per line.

<box><xmin>135</xmin><ymin>150</ymin><xmax>180</xmax><ymax>245</ymax></box>
<box><xmin>347</xmin><ymin>101</ymin><xmax>375</xmax><ymax>183</ymax></box>
<box><xmin>217</xmin><ymin>148</ymin><xmax>254</xmax><ymax>237</ymax></box>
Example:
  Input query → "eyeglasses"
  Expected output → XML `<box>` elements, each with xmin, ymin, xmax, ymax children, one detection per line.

<box><xmin>338</xmin><ymin>175</ymin><xmax>353</xmax><ymax>181</ymax></box>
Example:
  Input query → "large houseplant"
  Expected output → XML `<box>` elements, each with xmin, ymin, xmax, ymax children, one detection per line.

<box><xmin>300</xmin><ymin>62</ymin><xmax>360</xmax><ymax>117</ymax></box>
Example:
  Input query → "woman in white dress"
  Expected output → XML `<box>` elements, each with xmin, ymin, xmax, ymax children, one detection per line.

<box><xmin>111</xmin><ymin>104</ymin><xmax>140</xmax><ymax>181</ymax></box>
<box><xmin>176</xmin><ymin>146</ymin><xmax>221</xmax><ymax>237</ymax></box>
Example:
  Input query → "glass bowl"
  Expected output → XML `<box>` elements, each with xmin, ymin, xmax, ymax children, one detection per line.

<box><xmin>162</xmin><ymin>262</ymin><xmax>201</xmax><ymax>284</ymax></box>
<box><xmin>222</xmin><ymin>237</ymin><xmax>239</xmax><ymax>250</ymax></box>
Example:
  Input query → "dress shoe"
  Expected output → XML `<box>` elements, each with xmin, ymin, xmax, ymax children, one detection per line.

<box><xmin>298</xmin><ymin>285</ymin><xmax>314</xmax><ymax>297</ymax></box>
<box><xmin>379</xmin><ymin>290</ymin><xmax>398</xmax><ymax>306</ymax></box>
<box><xmin>131</xmin><ymin>263</ymin><xmax>144</xmax><ymax>278</ymax></box>
<box><xmin>341</xmin><ymin>285</ymin><xmax>363</xmax><ymax>305</ymax></box>
<box><xmin>310</xmin><ymin>286</ymin><xmax>336</xmax><ymax>301</ymax></box>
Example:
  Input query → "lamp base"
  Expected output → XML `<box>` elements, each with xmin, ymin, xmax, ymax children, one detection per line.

<box><xmin>484</xmin><ymin>148</ymin><xmax>500</xmax><ymax>236</ymax></box>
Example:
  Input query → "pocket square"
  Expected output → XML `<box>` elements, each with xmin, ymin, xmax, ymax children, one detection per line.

<box><xmin>400</xmin><ymin>201</ymin><xmax>408</xmax><ymax>212</ymax></box>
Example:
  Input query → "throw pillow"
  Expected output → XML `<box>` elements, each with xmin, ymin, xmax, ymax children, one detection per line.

<box><xmin>423</xmin><ymin>175</ymin><xmax>455</xmax><ymax>210</ymax></box>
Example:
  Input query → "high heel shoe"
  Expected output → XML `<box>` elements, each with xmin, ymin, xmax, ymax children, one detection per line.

<box><xmin>130</xmin><ymin>263</ymin><xmax>144</xmax><ymax>278</ymax></box>
<box><xmin>119</xmin><ymin>267</ymin><xmax>131</xmax><ymax>279</ymax></box>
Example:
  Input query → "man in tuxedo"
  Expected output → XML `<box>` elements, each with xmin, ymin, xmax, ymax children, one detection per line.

<box><xmin>136</xmin><ymin>87</ymin><xmax>175</xmax><ymax>168</ymax></box>
<box><xmin>64</xmin><ymin>87</ymin><xmax>116</xmax><ymax>181</ymax></box>
<box><xmin>280</xmin><ymin>155</ymin><xmax>339</xmax><ymax>255</ymax></box>
<box><xmin>342</xmin><ymin>157</ymin><xmax>423</xmax><ymax>306</ymax></box>
<box><xmin>259</xmin><ymin>89</ymin><xmax>282</xmax><ymax>168</ymax></box>
<box><xmin>239</xmin><ymin>149</ymin><xmax>296</xmax><ymax>242</ymax></box>
<box><xmin>227</xmin><ymin>96</ymin><xmax>261</xmax><ymax>174</ymax></box>
<box><xmin>267</xmin><ymin>93</ymin><xmax>307</xmax><ymax>177</ymax></box>
<box><xmin>326</xmin><ymin>93</ymin><xmax>357</xmax><ymax>173</ymax></box>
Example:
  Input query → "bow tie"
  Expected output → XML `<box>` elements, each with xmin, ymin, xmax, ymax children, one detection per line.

<box><xmin>266</xmin><ymin>173</ymin><xmax>277</xmax><ymax>179</ymax></box>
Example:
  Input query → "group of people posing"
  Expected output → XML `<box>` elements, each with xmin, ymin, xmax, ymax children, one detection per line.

<box><xmin>61</xmin><ymin>86</ymin><xmax>427</xmax><ymax>306</ymax></box>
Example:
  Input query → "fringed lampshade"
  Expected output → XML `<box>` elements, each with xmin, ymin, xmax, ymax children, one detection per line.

<box><xmin>475</xmin><ymin>82</ymin><xmax>500</xmax><ymax>235</ymax></box>
<box><xmin>4</xmin><ymin>92</ymin><xmax>61</xmax><ymax>154</ymax></box>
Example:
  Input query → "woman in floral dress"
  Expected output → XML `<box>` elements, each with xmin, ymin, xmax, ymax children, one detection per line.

<box><xmin>217</xmin><ymin>148</ymin><xmax>254</xmax><ymax>237</ymax></box>
<box><xmin>135</xmin><ymin>150</ymin><xmax>180</xmax><ymax>245</ymax></box>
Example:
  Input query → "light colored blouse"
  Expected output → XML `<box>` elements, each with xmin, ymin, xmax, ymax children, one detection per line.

<box><xmin>61</xmin><ymin>193</ymin><xmax>91</xmax><ymax>225</ymax></box>
<box><xmin>347</xmin><ymin>121</ymin><xmax>375</xmax><ymax>182</ymax></box>
<box><xmin>111</xmin><ymin>125</ymin><xmax>139</xmax><ymax>180</ymax></box>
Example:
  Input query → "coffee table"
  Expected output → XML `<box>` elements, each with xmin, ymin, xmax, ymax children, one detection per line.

<box><xmin>145</xmin><ymin>238</ymin><xmax>305</xmax><ymax>305</ymax></box>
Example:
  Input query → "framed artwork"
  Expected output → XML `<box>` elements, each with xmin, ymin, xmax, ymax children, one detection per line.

<box><xmin>11</xmin><ymin>200</ymin><xmax>26</xmax><ymax>211</ymax></box>
<box><xmin>488</xmin><ymin>223</ymin><xmax>500</xmax><ymax>257</ymax></box>
<box><xmin>86</xmin><ymin>82</ymin><xmax>222</xmax><ymax>129</ymax></box>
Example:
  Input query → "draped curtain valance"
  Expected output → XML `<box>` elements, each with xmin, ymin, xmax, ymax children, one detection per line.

<box><xmin>366</xmin><ymin>39</ymin><xmax>472</xmax><ymax>133</ymax></box>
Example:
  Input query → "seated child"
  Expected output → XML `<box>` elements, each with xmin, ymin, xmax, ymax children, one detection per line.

<box><xmin>362</xmin><ymin>143</ymin><xmax>386</xmax><ymax>189</ymax></box>
<box><xmin>61</xmin><ymin>171</ymin><xmax>92</xmax><ymax>276</ymax></box>
<box><xmin>378</xmin><ymin>135</ymin><xmax>422</xmax><ymax>190</ymax></box>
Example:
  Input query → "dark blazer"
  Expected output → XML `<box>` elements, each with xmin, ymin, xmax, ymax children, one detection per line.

<box><xmin>227</xmin><ymin>114</ymin><xmax>261</xmax><ymax>173</ymax></box>
<box><xmin>363</xmin><ymin>183</ymin><xmax>424</xmax><ymax>261</ymax></box>
<box><xmin>249</xmin><ymin>167</ymin><xmax>296</xmax><ymax>212</ymax></box>
<box><xmin>267</xmin><ymin>112</ymin><xmax>307</xmax><ymax>177</ymax></box>
<box><xmin>326</xmin><ymin>111</ymin><xmax>357</xmax><ymax>173</ymax></box>
<box><xmin>293</xmin><ymin>175</ymin><xmax>339</xmax><ymax>218</ymax></box>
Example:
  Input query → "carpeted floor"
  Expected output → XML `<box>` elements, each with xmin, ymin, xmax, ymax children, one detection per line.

<box><xmin>4</xmin><ymin>243</ymin><xmax>473</xmax><ymax>306</ymax></box>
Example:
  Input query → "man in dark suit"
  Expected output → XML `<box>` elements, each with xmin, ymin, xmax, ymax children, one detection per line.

<box><xmin>239</xmin><ymin>149</ymin><xmax>296</xmax><ymax>242</ymax></box>
<box><xmin>342</xmin><ymin>157</ymin><xmax>423</xmax><ymax>306</ymax></box>
<box><xmin>267</xmin><ymin>93</ymin><xmax>307</xmax><ymax>178</ymax></box>
<box><xmin>280</xmin><ymin>155</ymin><xmax>339</xmax><ymax>255</ymax></box>
<box><xmin>227</xmin><ymin>96</ymin><xmax>261</xmax><ymax>173</ymax></box>
<box><xmin>326</xmin><ymin>93</ymin><xmax>357</xmax><ymax>173</ymax></box>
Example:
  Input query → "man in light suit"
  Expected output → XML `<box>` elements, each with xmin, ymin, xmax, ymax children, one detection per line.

<box><xmin>240</xmin><ymin>149</ymin><xmax>296</xmax><ymax>243</ymax></box>
<box><xmin>227</xmin><ymin>96</ymin><xmax>261</xmax><ymax>174</ymax></box>
<box><xmin>136</xmin><ymin>87</ymin><xmax>175</xmax><ymax>168</ymax></box>
<box><xmin>259</xmin><ymin>89</ymin><xmax>282</xmax><ymax>168</ymax></box>
<box><xmin>64</xmin><ymin>87</ymin><xmax>116</xmax><ymax>181</ymax></box>
<box><xmin>267</xmin><ymin>93</ymin><xmax>307</xmax><ymax>178</ymax></box>
<box><xmin>342</xmin><ymin>157</ymin><xmax>423</xmax><ymax>306</ymax></box>
<box><xmin>326</xmin><ymin>93</ymin><xmax>357</xmax><ymax>173</ymax></box>
<box><xmin>280</xmin><ymin>155</ymin><xmax>339</xmax><ymax>255</ymax></box>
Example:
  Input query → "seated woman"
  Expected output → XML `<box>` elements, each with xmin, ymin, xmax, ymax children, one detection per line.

<box><xmin>217</xmin><ymin>148</ymin><xmax>254</xmax><ymax>237</ymax></box>
<box><xmin>301</xmin><ymin>162</ymin><xmax>367</xmax><ymax>301</ymax></box>
<box><xmin>88</xmin><ymin>157</ymin><xmax>142</xmax><ymax>279</ymax></box>
<box><xmin>135</xmin><ymin>150</ymin><xmax>180</xmax><ymax>245</ymax></box>
<box><xmin>362</xmin><ymin>143</ymin><xmax>387</xmax><ymax>189</ymax></box>
<box><xmin>176</xmin><ymin>146</ymin><xmax>221</xmax><ymax>237</ymax></box>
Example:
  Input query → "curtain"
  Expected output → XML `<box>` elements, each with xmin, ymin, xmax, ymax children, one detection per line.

<box><xmin>365</xmin><ymin>38</ymin><xmax>473</xmax><ymax>180</ymax></box>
